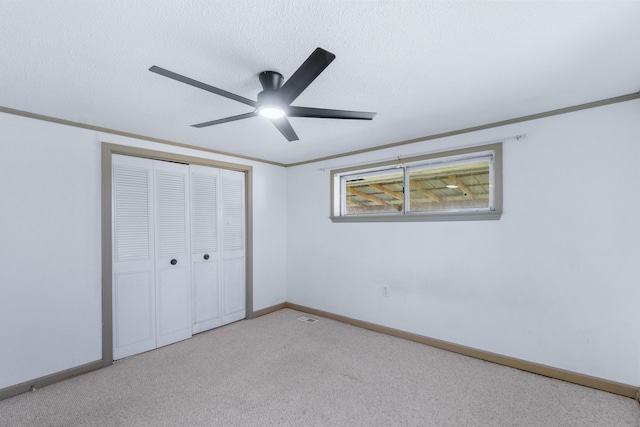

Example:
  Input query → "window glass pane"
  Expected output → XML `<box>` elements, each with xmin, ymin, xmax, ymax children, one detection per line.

<box><xmin>344</xmin><ymin>169</ymin><xmax>404</xmax><ymax>215</ymax></box>
<box><xmin>408</xmin><ymin>160</ymin><xmax>491</xmax><ymax>212</ymax></box>
<box><xmin>331</xmin><ymin>144</ymin><xmax>501</xmax><ymax>222</ymax></box>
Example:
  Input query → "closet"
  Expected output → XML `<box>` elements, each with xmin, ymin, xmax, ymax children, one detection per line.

<box><xmin>111</xmin><ymin>154</ymin><xmax>245</xmax><ymax>360</ymax></box>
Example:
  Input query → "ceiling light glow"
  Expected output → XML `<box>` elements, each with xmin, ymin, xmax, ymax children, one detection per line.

<box><xmin>258</xmin><ymin>106</ymin><xmax>285</xmax><ymax>119</ymax></box>
<box><xmin>446</xmin><ymin>185</ymin><xmax>458</xmax><ymax>188</ymax></box>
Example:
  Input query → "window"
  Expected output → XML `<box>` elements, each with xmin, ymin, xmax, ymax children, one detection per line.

<box><xmin>331</xmin><ymin>143</ymin><xmax>502</xmax><ymax>222</ymax></box>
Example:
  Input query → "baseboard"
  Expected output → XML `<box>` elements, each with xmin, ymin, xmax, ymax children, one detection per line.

<box><xmin>285</xmin><ymin>302</ymin><xmax>639</xmax><ymax>399</ymax></box>
<box><xmin>4</xmin><ymin>304</ymin><xmax>636</xmax><ymax>402</ymax></box>
<box><xmin>1</xmin><ymin>304</ymin><xmax>286</xmax><ymax>401</ymax></box>
<box><xmin>0</xmin><ymin>360</ymin><xmax>103</xmax><ymax>401</ymax></box>
<box><xmin>252</xmin><ymin>302</ymin><xmax>287</xmax><ymax>318</ymax></box>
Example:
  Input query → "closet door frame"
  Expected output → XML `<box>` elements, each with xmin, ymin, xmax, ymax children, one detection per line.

<box><xmin>101</xmin><ymin>142</ymin><xmax>254</xmax><ymax>366</ymax></box>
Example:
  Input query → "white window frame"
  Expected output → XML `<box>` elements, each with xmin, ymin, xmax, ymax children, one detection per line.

<box><xmin>330</xmin><ymin>143</ymin><xmax>502</xmax><ymax>222</ymax></box>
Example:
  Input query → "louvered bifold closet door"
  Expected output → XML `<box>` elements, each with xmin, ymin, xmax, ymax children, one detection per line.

<box><xmin>154</xmin><ymin>160</ymin><xmax>193</xmax><ymax>348</ymax></box>
<box><xmin>190</xmin><ymin>165</ymin><xmax>222</xmax><ymax>333</ymax></box>
<box><xmin>112</xmin><ymin>154</ymin><xmax>156</xmax><ymax>360</ymax></box>
<box><xmin>221</xmin><ymin>169</ymin><xmax>246</xmax><ymax>325</ymax></box>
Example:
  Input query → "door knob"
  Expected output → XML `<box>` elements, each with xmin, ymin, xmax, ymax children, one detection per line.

<box><xmin>204</xmin><ymin>254</ymin><xmax>210</xmax><ymax>260</ymax></box>
<box><xmin>170</xmin><ymin>259</ymin><xmax>177</xmax><ymax>265</ymax></box>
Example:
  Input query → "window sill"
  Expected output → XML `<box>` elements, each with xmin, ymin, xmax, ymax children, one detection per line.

<box><xmin>330</xmin><ymin>210</ymin><xmax>502</xmax><ymax>223</ymax></box>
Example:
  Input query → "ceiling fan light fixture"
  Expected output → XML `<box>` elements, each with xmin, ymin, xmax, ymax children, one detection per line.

<box><xmin>258</xmin><ymin>105</ymin><xmax>286</xmax><ymax>119</ymax></box>
<box><xmin>150</xmin><ymin>48</ymin><xmax>375</xmax><ymax>142</ymax></box>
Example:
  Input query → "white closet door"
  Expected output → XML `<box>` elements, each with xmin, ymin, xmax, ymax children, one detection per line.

<box><xmin>221</xmin><ymin>169</ymin><xmax>246</xmax><ymax>325</ymax></box>
<box><xmin>190</xmin><ymin>165</ymin><xmax>222</xmax><ymax>333</ymax></box>
<box><xmin>154</xmin><ymin>160</ymin><xmax>192</xmax><ymax>348</ymax></box>
<box><xmin>112</xmin><ymin>154</ymin><xmax>156</xmax><ymax>360</ymax></box>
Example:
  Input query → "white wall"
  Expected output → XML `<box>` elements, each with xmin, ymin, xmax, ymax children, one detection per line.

<box><xmin>286</xmin><ymin>100</ymin><xmax>640</xmax><ymax>385</ymax></box>
<box><xmin>0</xmin><ymin>112</ymin><xmax>287</xmax><ymax>390</ymax></box>
<box><xmin>2</xmin><ymin>99</ymin><xmax>638</xmax><ymax>391</ymax></box>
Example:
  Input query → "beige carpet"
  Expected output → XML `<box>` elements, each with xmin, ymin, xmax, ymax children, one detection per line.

<box><xmin>1</xmin><ymin>308</ymin><xmax>638</xmax><ymax>426</ymax></box>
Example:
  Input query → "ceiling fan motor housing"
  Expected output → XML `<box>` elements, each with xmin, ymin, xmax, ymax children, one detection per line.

<box><xmin>257</xmin><ymin>71</ymin><xmax>285</xmax><ymax>111</ymax></box>
<box><xmin>257</xmin><ymin>89</ymin><xmax>279</xmax><ymax>105</ymax></box>
<box><xmin>259</xmin><ymin>71</ymin><xmax>284</xmax><ymax>92</ymax></box>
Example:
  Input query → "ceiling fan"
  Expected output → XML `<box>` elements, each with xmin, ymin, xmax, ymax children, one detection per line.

<box><xmin>149</xmin><ymin>47</ymin><xmax>376</xmax><ymax>141</ymax></box>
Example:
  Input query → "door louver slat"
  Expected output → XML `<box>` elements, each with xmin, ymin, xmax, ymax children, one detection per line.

<box><xmin>192</xmin><ymin>173</ymin><xmax>218</xmax><ymax>253</ymax></box>
<box><xmin>114</xmin><ymin>165</ymin><xmax>151</xmax><ymax>261</ymax></box>
<box><xmin>222</xmin><ymin>176</ymin><xmax>244</xmax><ymax>251</ymax></box>
<box><xmin>157</xmin><ymin>172</ymin><xmax>187</xmax><ymax>257</ymax></box>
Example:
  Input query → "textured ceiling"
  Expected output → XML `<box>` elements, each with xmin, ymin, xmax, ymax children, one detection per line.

<box><xmin>1</xmin><ymin>1</ymin><xmax>639</xmax><ymax>165</ymax></box>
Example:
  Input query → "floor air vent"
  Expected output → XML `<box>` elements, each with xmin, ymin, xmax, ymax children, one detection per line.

<box><xmin>297</xmin><ymin>316</ymin><xmax>318</xmax><ymax>324</ymax></box>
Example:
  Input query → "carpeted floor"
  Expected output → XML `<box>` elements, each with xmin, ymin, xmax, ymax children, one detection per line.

<box><xmin>0</xmin><ymin>309</ymin><xmax>638</xmax><ymax>426</ymax></box>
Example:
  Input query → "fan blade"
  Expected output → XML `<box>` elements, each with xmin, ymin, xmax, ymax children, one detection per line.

<box><xmin>271</xmin><ymin>117</ymin><xmax>299</xmax><ymax>141</ymax></box>
<box><xmin>288</xmin><ymin>106</ymin><xmax>376</xmax><ymax>120</ymax></box>
<box><xmin>192</xmin><ymin>112</ymin><xmax>257</xmax><ymax>128</ymax></box>
<box><xmin>275</xmin><ymin>48</ymin><xmax>336</xmax><ymax>106</ymax></box>
<box><xmin>150</xmin><ymin>66</ymin><xmax>257</xmax><ymax>108</ymax></box>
